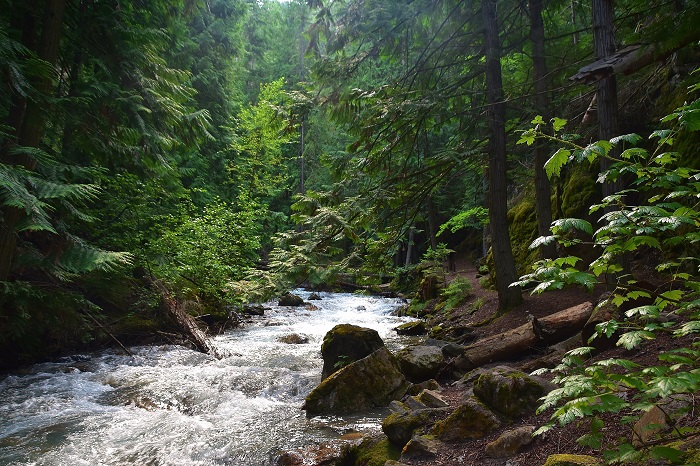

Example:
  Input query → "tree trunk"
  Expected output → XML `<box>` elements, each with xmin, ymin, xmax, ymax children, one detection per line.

<box><xmin>529</xmin><ymin>0</ymin><xmax>556</xmax><ymax>260</ymax></box>
<box><xmin>592</xmin><ymin>0</ymin><xmax>628</xmax><ymax>284</ymax></box>
<box><xmin>483</xmin><ymin>0</ymin><xmax>522</xmax><ymax>310</ymax></box>
<box><xmin>0</xmin><ymin>0</ymin><xmax>67</xmax><ymax>281</ymax></box>
<box><xmin>454</xmin><ymin>302</ymin><xmax>593</xmax><ymax>370</ymax></box>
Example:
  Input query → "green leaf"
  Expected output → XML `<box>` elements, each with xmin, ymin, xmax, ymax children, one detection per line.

<box><xmin>517</xmin><ymin>129</ymin><xmax>537</xmax><ymax>146</ymax></box>
<box><xmin>610</xmin><ymin>133</ymin><xmax>642</xmax><ymax>146</ymax></box>
<box><xmin>617</xmin><ymin>331</ymin><xmax>655</xmax><ymax>350</ymax></box>
<box><xmin>551</xmin><ymin>117</ymin><xmax>567</xmax><ymax>132</ymax></box>
<box><xmin>551</xmin><ymin>218</ymin><xmax>593</xmax><ymax>235</ymax></box>
<box><xmin>531</xmin><ymin>115</ymin><xmax>545</xmax><ymax>125</ymax></box>
<box><xmin>544</xmin><ymin>148</ymin><xmax>570</xmax><ymax>178</ymax></box>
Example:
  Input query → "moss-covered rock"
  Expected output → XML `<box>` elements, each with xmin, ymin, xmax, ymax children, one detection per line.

<box><xmin>472</xmin><ymin>366</ymin><xmax>554</xmax><ymax>418</ymax></box>
<box><xmin>304</xmin><ymin>347</ymin><xmax>409</xmax><ymax>416</ymax></box>
<box><xmin>429</xmin><ymin>396</ymin><xmax>502</xmax><ymax>441</ymax></box>
<box><xmin>382</xmin><ymin>407</ymin><xmax>450</xmax><ymax>447</ymax></box>
<box><xmin>394</xmin><ymin>321</ymin><xmax>426</xmax><ymax>336</ymax></box>
<box><xmin>542</xmin><ymin>453</ymin><xmax>600</xmax><ymax>466</ymax></box>
<box><xmin>321</xmin><ymin>324</ymin><xmax>385</xmax><ymax>380</ymax></box>
<box><xmin>484</xmin><ymin>425</ymin><xmax>535</xmax><ymax>458</ymax></box>
<box><xmin>346</xmin><ymin>434</ymin><xmax>401</xmax><ymax>466</ymax></box>
<box><xmin>395</xmin><ymin>345</ymin><xmax>444</xmax><ymax>383</ymax></box>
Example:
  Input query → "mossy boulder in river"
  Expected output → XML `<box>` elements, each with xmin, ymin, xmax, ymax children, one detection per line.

<box><xmin>303</xmin><ymin>346</ymin><xmax>410</xmax><ymax>416</ymax></box>
<box><xmin>320</xmin><ymin>324</ymin><xmax>385</xmax><ymax>380</ymax></box>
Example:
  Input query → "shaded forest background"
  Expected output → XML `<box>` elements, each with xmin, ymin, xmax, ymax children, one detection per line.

<box><xmin>0</xmin><ymin>0</ymin><xmax>698</xmax><ymax>368</ymax></box>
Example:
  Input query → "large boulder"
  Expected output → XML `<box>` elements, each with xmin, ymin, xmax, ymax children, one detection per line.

<box><xmin>472</xmin><ymin>366</ymin><xmax>555</xmax><ymax>418</ymax></box>
<box><xmin>304</xmin><ymin>347</ymin><xmax>410</xmax><ymax>416</ymax></box>
<box><xmin>429</xmin><ymin>396</ymin><xmax>502</xmax><ymax>441</ymax></box>
<box><xmin>382</xmin><ymin>406</ymin><xmax>450</xmax><ymax>447</ymax></box>
<box><xmin>321</xmin><ymin>324</ymin><xmax>385</xmax><ymax>380</ymax></box>
<box><xmin>395</xmin><ymin>345</ymin><xmax>444</xmax><ymax>383</ymax></box>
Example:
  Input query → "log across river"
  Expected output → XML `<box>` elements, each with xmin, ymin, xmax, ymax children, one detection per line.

<box><xmin>0</xmin><ymin>291</ymin><xmax>414</xmax><ymax>466</ymax></box>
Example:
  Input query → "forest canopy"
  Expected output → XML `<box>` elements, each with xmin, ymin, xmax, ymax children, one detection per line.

<box><xmin>0</xmin><ymin>0</ymin><xmax>698</xmax><ymax>376</ymax></box>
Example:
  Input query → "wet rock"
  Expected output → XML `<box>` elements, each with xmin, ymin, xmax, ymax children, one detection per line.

<box><xmin>277</xmin><ymin>333</ymin><xmax>310</xmax><ymax>344</ymax></box>
<box><xmin>394</xmin><ymin>321</ymin><xmax>426</xmax><ymax>336</ymax></box>
<box><xmin>304</xmin><ymin>347</ymin><xmax>410</xmax><ymax>416</ymax></box>
<box><xmin>240</xmin><ymin>304</ymin><xmax>265</xmax><ymax>316</ymax></box>
<box><xmin>382</xmin><ymin>407</ymin><xmax>450</xmax><ymax>447</ymax></box>
<box><xmin>321</xmin><ymin>324</ymin><xmax>385</xmax><ymax>380</ymax></box>
<box><xmin>472</xmin><ymin>365</ymin><xmax>555</xmax><ymax>418</ymax></box>
<box><xmin>347</xmin><ymin>433</ymin><xmax>401</xmax><ymax>466</ymax></box>
<box><xmin>542</xmin><ymin>453</ymin><xmax>600</xmax><ymax>466</ymax></box>
<box><xmin>278</xmin><ymin>293</ymin><xmax>304</xmax><ymax>307</ymax></box>
<box><xmin>395</xmin><ymin>345</ymin><xmax>444</xmax><ymax>383</ymax></box>
<box><xmin>484</xmin><ymin>425</ymin><xmax>535</xmax><ymax>458</ymax></box>
<box><xmin>429</xmin><ymin>396</ymin><xmax>502</xmax><ymax>441</ymax></box>
<box><xmin>308</xmin><ymin>292</ymin><xmax>322</xmax><ymax>300</ymax></box>
<box><xmin>399</xmin><ymin>435</ymin><xmax>441</xmax><ymax>462</ymax></box>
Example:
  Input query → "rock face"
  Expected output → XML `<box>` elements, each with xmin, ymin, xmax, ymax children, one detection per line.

<box><xmin>304</xmin><ymin>346</ymin><xmax>410</xmax><ymax>416</ymax></box>
<box><xmin>320</xmin><ymin>324</ymin><xmax>385</xmax><ymax>380</ymax></box>
<box><xmin>472</xmin><ymin>366</ymin><xmax>554</xmax><ymax>417</ymax></box>
<box><xmin>395</xmin><ymin>345</ymin><xmax>444</xmax><ymax>383</ymax></box>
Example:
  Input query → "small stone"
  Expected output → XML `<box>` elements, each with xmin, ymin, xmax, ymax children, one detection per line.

<box><xmin>484</xmin><ymin>425</ymin><xmax>535</xmax><ymax>458</ymax></box>
<box><xmin>405</xmin><ymin>379</ymin><xmax>441</xmax><ymax>396</ymax></box>
<box><xmin>416</xmin><ymin>389</ymin><xmax>449</xmax><ymax>408</ymax></box>
<box><xmin>632</xmin><ymin>405</ymin><xmax>670</xmax><ymax>446</ymax></box>
<box><xmin>308</xmin><ymin>292</ymin><xmax>322</xmax><ymax>300</ymax></box>
<box><xmin>400</xmin><ymin>435</ymin><xmax>441</xmax><ymax>461</ymax></box>
<box><xmin>277</xmin><ymin>333</ymin><xmax>310</xmax><ymax>344</ymax></box>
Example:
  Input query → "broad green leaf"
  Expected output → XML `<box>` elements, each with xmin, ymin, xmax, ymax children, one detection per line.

<box><xmin>531</xmin><ymin>115</ymin><xmax>545</xmax><ymax>125</ymax></box>
<box><xmin>545</xmin><ymin>148</ymin><xmax>570</xmax><ymax>178</ymax></box>
<box><xmin>617</xmin><ymin>331</ymin><xmax>655</xmax><ymax>350</ymax></box>
<box><xmin>551</xmin><ymin>117</ymin><xmax>567</xmax><ymax>132</ymax></box>
<box><xmin>610</xmin><ymin>133</ymin><xmax>642</xmax><ymax>146</ymax></box>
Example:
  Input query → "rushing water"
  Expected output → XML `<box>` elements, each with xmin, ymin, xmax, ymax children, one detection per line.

<box><xmin>0</xmin><ymin>291</ymin><xmax>415</xmax><ymax>466</ymax></box>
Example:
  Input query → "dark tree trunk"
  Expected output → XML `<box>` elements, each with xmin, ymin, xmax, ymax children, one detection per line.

<box><xmin>0</xmin><ymin>0</ymin><xmax>67</xmax><ymax>281</ymax></box>
<box><xmin>483</xmin><ymin>0</ymin><xmax>522</xmax><ymax>311</ymax></box>
<box><xmin>529</xmin><ymin>0</ymin><xmax>556</xmax><ymax>260</ymax></box>
<box><xmin>592</xmin><ymin>0</ymin><xmax>628</xmax><ymax>284</ymax></box>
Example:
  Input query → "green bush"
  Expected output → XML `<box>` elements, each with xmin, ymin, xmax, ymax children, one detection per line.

<box><xmin>515</xmin><ymin>92</ymin><xmax>700</xmax><ymax>464</ymax></box>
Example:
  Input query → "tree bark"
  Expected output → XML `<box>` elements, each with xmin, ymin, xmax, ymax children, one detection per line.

<box><xmin>455</xmin><ymin>301</ymin><xmax>593</xmax><ymax>370</ymax></box>
<box><xmin>0</xmin><ymin>0</ymin><xmax>67</xmax><ymax>281</ymax></box>
<box><xmin>529</xmin><ymin>0</ymin><xmax>556</xmax><ymax>260</ymax></box>
<box><xmin>483</xmin><ymin>0</ymin><xmax>522</xmax><ymax>310</ymax></box>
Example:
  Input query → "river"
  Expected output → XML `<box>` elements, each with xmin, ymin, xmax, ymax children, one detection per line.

<box><xmin>0</xmin><ymin>291</ymin><xmax>415</xmax><ymax>466</ymax></box>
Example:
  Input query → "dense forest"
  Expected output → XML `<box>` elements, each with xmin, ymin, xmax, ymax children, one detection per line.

<box><xmin>1</xmin><ymin>0</ymin><xmax>698</xmax><ymax>360</ymax></box>
<box><xmin>1</xmin><ymin>0</ymin><xmax>700</xmax><ymax>463</ymax></box>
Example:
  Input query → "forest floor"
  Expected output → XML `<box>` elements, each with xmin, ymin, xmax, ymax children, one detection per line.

<box><xmin>400</xmin><ymin>256</ymin><xmax>693</xmax><ymax>466</ymax></box>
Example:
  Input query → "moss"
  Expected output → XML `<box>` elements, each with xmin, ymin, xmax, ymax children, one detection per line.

<box><xmin>349</xmin><ymin>434</ymin><xmax>401</xmax><ymax>466</ymax></box>
<box><xmin>507</xmin><ymin>195</ymin><xmax>539</xmax><ymax>275</ymax></box>
<box><xmin>429</xmin><ymin>397</ymin><xmax>501</xmax><ymax>441</ymax></box>
<box><xmin>560</xmin><ymin>163</ymin><xmax>599</xmax><ymax>220</ymax></box>
<box><xmin>542</xmin><ymin>453</ymin><xmax>600</xmax><ymax>466</ymax></box>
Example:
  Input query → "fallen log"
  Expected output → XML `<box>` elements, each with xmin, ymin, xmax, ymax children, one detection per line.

<box><xmin>454</xmin><ymin>302</ymin><xmax>593</xmax><ymax>370</ymax></box>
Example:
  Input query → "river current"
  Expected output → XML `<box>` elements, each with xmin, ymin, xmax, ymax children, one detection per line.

<box><xmin>0</xmin><ymin>291</ymin><xmax>414</xmax><ymax>466</ymax></box>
